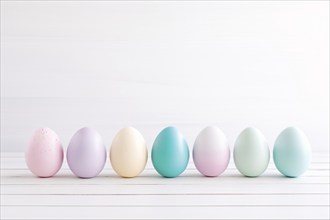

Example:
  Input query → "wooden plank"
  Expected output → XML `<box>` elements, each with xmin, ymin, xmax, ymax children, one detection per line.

<box><xmin>1</xmin><ymin>170</ymin><xmax>329</xmax><ymax>184</ymax></box>
<box><xmin>2</xmin><ymin>183</ymin><xmax>328</xmax><ymax>195</ymax></box>
<box><xmin>1</xmin><ymin>153</ymin><xmax>329</xmax><ymax>220</ymax></box>
<box><xmin>2</xmin><ymin>206</ymin><xmax>329</xmax><ymax>219</ymax></box>
<box><xmin>2</xmin><ymin>194</ymin><xmax>329</xmax><ymax>206</ymax></box>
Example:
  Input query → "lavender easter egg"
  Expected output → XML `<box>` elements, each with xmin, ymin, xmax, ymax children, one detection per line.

<box><xmin>67</xmin><ymin>127</ymin><xmax>106</xmax><ymax>178</ymax></box>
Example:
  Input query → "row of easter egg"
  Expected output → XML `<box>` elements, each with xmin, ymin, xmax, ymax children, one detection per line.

<box><xmin>25</xmin><ymin>126</ymin><xmax>312</xmax><ymax>179</ymax></box>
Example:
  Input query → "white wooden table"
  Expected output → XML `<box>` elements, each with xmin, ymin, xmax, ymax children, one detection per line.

<box><xmin>1</xmin><ymin>152</ymin><xmax>329</xmax><ymax>219</ymax></box>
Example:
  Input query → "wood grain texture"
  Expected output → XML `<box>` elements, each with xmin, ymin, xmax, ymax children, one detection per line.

<box><xmin>0</xmin><ymin>153</ymin><xmax>329</xmax><ymax>219</ymax></box>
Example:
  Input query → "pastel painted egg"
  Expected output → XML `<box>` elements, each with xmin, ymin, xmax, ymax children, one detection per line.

<box><xmin>110</xmin><ymin>127</ymin><xmax>148</xmax><ymax>178</ymax></box>
<box><xmin>273</xmin><ymin>127</ymin><xmax>312</xmax><ymax>177</ymax></box>
<box><xmin>234</xmin><ymin>127</ymin><xmax>270</xmax><ymax>177</ymax></box>
<box><xmin>151</xmin><ymin>126</ymin><xmax>190</xmax><ymax>178</ymax></box>
<box><xmin>193</xmin><ymin>126</ymin><xmax>230</xmax><ymax>177</ymax></box>
<box><xmin>67</xmin><ymin>127</ymin><xmax>106</xmax><ymax>178</ymax></box>
<box><xmin>25</xmin><ymin>127</ymin><xmax>64</xmax><ymax>177</ymax></box>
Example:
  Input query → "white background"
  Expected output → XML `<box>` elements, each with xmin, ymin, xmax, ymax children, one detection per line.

<box><xmin>1</xmin><ymin>0</ymin><xmax>329</xmax><ymax>153</ymax></box>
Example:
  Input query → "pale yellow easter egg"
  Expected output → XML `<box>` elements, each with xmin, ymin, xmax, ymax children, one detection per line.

<box><xmin>110</xmin><ymin>127</ymin><xmax>148</xmax><ymax>178</ymax></box>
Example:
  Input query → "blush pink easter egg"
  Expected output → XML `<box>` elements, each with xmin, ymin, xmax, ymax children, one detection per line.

<box><xmin>193</xmin><ymin>126</ymin><xmax>230</xmax><ymax>177</ymax></box>
<box><xmin>25</xmin><ymin>128</ymin><xmax>64</xmax><ymax>177</ymax></box>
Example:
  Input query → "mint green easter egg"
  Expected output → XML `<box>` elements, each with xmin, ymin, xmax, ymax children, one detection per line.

<box><xmin>151</xmin><ymin>127</ymin><xmax>190</xmax><ymax>178</ymax></box>
<box><xmin>234</xmin><ymin>127</ymin><xmax>270</xmax><ymax>177</ymax></box>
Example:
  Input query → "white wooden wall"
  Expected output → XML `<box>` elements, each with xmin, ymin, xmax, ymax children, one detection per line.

<box><xmin>1</xmin><ymin>0</ymin><xmax>329</xmax><ymax>153</ymax></box>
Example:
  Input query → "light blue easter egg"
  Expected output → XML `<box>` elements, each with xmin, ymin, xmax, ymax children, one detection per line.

<box><xmin>273</xmin><ymin>127</ymin><xmax>312</xmax><ymax>178</ymax></box>
<box><xmin>151</xmin><ymin>126</ymin><xmax>190</xmax><ymax>178</ymax></box>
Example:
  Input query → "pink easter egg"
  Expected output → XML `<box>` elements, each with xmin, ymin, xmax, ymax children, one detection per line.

<box><xmin>25</xmin><ymin>127</ymin><xmax>64</xmax><ymax>177</ymax></box>
<box><xmin>193</xmin><ymin>126</ymin><xmax>230</xmax><ymax>177</ymax></box>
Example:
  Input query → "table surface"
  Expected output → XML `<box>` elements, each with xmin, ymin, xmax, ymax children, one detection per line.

<box><xmin>1</xmin><ymin>152</ymin><xmax>329</xmax><ymax>219</ymax></box>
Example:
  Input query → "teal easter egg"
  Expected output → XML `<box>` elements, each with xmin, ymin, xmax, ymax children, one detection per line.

<box><xmin>234</xmin><ymin>127</ymin><xmax>270</xmax><ymax>177</ymax></box>
<box><xmin>151</xmin><ymin>126</ymin><xmax>190</xmax><ymax>178</ymax></box>
<box><xmin>273</xmin><ymin>127</ymin><xmax>312</xmax><ymax>178</ymax></box>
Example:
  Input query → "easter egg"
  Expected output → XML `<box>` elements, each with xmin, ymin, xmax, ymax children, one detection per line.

<box><xmin>273</xmin><ymin>127</ymin><xmax>312</xmax><ymax>177</ymax></box>
<box><xmin>151</xmin><ymin>126</ymin><xmax>189</xmax><ymax>178</ymax></box>
<box><xmin>234</xmin><ymin>127</ymin><xmax>270</xmax><ymax>177</ymax></box>
<box><xmin>110</xmin><ymin>127</ymin><xmax>148</xmax><ymax>178</ymax></box>
<box><xmin>67</xmin><ymin>127</ymin><xmax>106</xmax><ymax>178</ymax></box>
<box><xmin>25</xmin><ymin>127</ymin><xmax>64</xmax><ymax>177</ymax></box>
<box><xmin>193</xmin><ymin>126</ymin><xmax>230</xmax><ymax>177</ymax></box>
